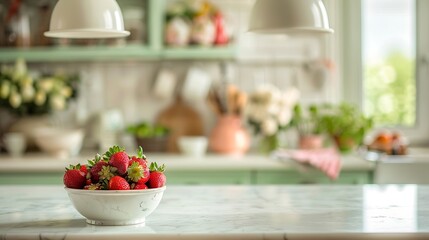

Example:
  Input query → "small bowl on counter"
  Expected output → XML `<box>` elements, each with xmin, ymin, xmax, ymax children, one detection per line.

<box><xmin>65</xmin><ymin>186</ymin><xmax>166</xmax><ymax>226</ymax></box>
<box><xmin>32</xmin><ymin>127</ymin><xmax>84</xmax><ymax>159</ymax></box>
<box><xmin>178</xmin><ymin>136</ymin><xmax>208</xmax><ymax>157</ymax></box>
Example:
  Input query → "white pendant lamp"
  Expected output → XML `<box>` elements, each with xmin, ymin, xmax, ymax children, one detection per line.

<box><xmin>249</xmin><ymin>0</ymin><xmax>333</xmax><ymax>34</ymax></box>
<box><xmin>44</xmin><ymin>0</ymin><xmax>130</xmax><ymax>39</ymax></box>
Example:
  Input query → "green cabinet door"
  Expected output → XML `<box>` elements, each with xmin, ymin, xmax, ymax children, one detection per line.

<box><xmin>0</xmin><ymin>172</ymin><xmax>64</xmax><ymax>185</ymax></box>
<box><xmin>165</xmin><ymin>170</ymin><xmax>252</xmax><ymax>185</ymax></box>
<box><xmin>255</xmin><ymin>170</ymin><xmax>373</xmax><ymax>185</ymax></box>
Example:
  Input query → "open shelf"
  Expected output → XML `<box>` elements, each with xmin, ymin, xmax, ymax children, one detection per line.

<box><xmin>0</xmin><ymin>45</ymin><xmax>160</xmax><ymax>62</ymax></box>
<box><xmin>161</xmin><ymin>46</ymin><xmax>236</xmax><ymax>60</ymax></box>
<box><xmin>0</xmin><ymin>0</ymin><xmax>236</xmax><ymax>63</ymax></box>
<box><xmin>0</xmin><ymin>45</ymin><xmax>236</xmax><ymax>62</ymax></box>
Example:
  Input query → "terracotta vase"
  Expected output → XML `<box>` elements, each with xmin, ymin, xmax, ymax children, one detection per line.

<box><xmin>298</xmin><ymin>134</ymin><xmax>323</xmax><ymax>150</ymax></box>
<box><xmin>209</xmin><ymin>115</ymin><xmax>250</xmax><ymax>155</ymax></box>
<box><xmin>333</xmin><ymin>135</ymin><xmax>356</xmax><ymax>153</ymax></box>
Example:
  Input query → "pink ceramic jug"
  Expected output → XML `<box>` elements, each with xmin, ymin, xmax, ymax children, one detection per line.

<box><xmin>209</xmin><ymin>115</ymin><xmax>250</xmax><ymax>154</ymax></box>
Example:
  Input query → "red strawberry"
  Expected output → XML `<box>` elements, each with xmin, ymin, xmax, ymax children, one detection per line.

<box><xmin>108</xmin><ymin>176</ymin><xmax>130</xmax><ymax>190</ymax></box>
<box><xmin>79</xmin><ymin>165</ymin><xmax>88</xmax><ymax>175</ymax></box>
<box><xmin>109</xmin><ymin>152</ymin><xmax>129</xmax><ymax>175</ymax></box>
<box><xmin>90</xmin><ymin>161</ymin><xmax>108</xmax><ymax>183</ymax></box>
<box><xmin>130</xmin><ymin>156</ymin><xmax>147</xmax><ymax>166</ymax></box>
<box><xmin>128</xmin><ymin>157</ymin><xmax>150</xmax><ymax>184</ymax></box>
<box><xmin>148</xmin><ymin>162</ymin><xmax>166</xmax><ymax>188</ymax></box>
<box><xmin>133</xmin><ymin>183</ymin><xmax>148</xmax><ymax>190</ymax></box>
<box><xmin>64</xmin><ymin>169</ymin><xmax>86</xmax><ymax>189</ymax></box>
<box><xmin>129</xmin><ymin>146</ymin><xmax>150</xmax><ymax>183</ymax></box>
<box><xmin>86</xmin><ymin>179</ymin><xmax>92</xmax><ymax>185</ymax></box>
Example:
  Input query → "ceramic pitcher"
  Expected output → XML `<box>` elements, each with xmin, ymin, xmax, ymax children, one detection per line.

<box><xmin>209</xmin><ymin>115</ymin><xmax>250</xmax><ymax>155</ymax></box>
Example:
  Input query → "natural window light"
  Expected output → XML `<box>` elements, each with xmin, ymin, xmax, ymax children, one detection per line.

<box><xmin>362</xmin><ymin>0</ymin><xmax>416</xmax><ymax>127</ymax></box>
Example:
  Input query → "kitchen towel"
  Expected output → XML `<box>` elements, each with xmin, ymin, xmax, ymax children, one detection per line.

<box><xmin>273</xmin><ymin>148</ymin><xmax>342</xmax><ymax>180</ymax></box>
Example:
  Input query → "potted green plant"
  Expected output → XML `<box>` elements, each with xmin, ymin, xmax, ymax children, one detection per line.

<box><xmin>126</xmin><ymin>122</ymin><xmax>170</xmax><ymax>152</ymax></box>
<box><xmin>317</xmin><ymin>103</ymin><xmax>373</xmax><ymax>153</ymax></box>
<box><xmin>289</xmin><ymin>104</ymin><xmax>325</xmax><ymax>149</ymax></box>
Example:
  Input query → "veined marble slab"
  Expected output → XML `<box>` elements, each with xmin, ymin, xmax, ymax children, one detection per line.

<box><xmin>0</xmin><ymin>185</ymin><xmax>428</xmax><ymax>240</ymax></box>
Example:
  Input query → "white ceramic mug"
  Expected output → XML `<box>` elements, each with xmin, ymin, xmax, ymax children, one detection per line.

<box><xmin>178</xmin><ymin>136</ymin><xmax>208</xmax><ymax>157</ymax></box>
<box><xmin>3</xmin><ymin>133</ymin><xmax>27</xmax><ymax>157</ymax></box>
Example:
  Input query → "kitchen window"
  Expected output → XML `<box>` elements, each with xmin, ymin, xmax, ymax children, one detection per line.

<box><xmin>340</xmin><ymin>0</ymin><xmax>429</xmax><ymax>144</ymax></box>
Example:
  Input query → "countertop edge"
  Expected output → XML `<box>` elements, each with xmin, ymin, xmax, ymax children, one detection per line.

<box><xmin>4</xmin><ymin>232</ymin><xmax>429</xmax><ymax>240</ymax></box>
<box><xmin>0</xmin><ymin>152</ymin><xmax>375</xmax><ymax>172</ymax></box>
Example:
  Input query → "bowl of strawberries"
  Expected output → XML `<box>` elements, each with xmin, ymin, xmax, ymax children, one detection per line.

<box><xmin>63</xmin><ymin>146</ymin><xmax>166</xmax><ymax>226</ymax></box>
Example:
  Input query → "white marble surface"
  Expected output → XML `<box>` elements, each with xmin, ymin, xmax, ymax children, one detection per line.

<box><xmin>0</xmin><ymin>152</ymin><xmax>374</xmax><ymax>172</ymax></box>
<box><xmin>1</xmin><ymin>185</ymin><xmax>429</xmax><ymax>240</ymax></box>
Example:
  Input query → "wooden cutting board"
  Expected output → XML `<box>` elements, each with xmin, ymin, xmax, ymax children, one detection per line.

<box><xmin>155</xmin><ymin>97</ymin><xmax>204</xmax><ymax>152</ymax></box>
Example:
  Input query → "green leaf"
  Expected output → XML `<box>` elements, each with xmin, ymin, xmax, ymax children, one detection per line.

<box><xmin>137</xmin><ymin>146</ymin><xmax>146</xmax><ymax>159</ymax></box>
<box><xmin>149</xmin><ymin>162</ymin><xmax>165</xmax><ymax>172</ymax></box>
<box><xmin>87</xmin><ymin>153</ymin><xmax>106</xmax><ymax>167</ymax></box>
<box><xmin>65</xmin><ymin>164</ymin><xmax>81</xmax><ymax>171</ymax></box>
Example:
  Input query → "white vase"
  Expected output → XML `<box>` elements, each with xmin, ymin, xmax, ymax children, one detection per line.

<box><xmin>8</xmin><ymin>115</ymin><xmax>51</xmax><ymax>147</ymax></box>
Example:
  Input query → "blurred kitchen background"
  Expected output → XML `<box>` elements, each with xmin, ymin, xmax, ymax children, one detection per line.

<box><xmin>1</xmin><ymin>0</ymin><xmax>428</xmax><ymax>185</ymax></box>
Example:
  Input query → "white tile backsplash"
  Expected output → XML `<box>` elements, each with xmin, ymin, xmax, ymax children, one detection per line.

<box><xmin>29</xmin><ymin>61</ymin><xmax>334</xmax><ymax>129</ymax></box>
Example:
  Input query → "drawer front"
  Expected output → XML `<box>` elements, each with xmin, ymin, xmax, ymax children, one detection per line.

<box><xmin>255</xmin><ymin>170</ymin><xmax>373</xmax><ymax>184</ymax></box>
<box><xmin>165</xmin><ymin>170</ymin><xmax>252</xmax><ymax>185</ymax></box>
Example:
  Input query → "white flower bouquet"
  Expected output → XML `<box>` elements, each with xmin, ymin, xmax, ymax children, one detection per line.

<box><xmin>0</xmin><ymin>59</ymin><xmax>78</xmax><ymax>116</ymax></box>
<box><xmin>245</xmin><ymin>84</ymin><xmax>300</xmax><ymax>152</ymax></box>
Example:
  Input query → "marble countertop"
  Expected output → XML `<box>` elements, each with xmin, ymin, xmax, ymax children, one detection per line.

<box><xmin>1</xmin><ymin>185</ymin><xmax>428</xmax><ymax>240</ymax></box>
<box><xmin>0</xmin><ymin>152</ymin><xmax>374</xmax><ymax>172</ymax></box>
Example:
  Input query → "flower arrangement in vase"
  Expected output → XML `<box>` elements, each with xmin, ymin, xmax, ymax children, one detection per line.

<box><xmin>245</xmin><ymin>84</ymin><xmax>300</xmax><ymax>154</ymax></box>
<box><xmin>0</xmin><ymin>59</ymin><xmax>79</xmax><ymax>146</ymax></box>
<box><xmin>0</xmin><ymin>59</ymin><xmax>79</xmax><ymax>117</ymax></box>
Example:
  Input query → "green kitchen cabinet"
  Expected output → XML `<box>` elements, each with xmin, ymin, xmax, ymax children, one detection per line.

<box><xmin>255</xmin><ymin>170</ymin><xmax>373</xmax><ymax>185</ymax></box>
<box><xmin>0</xmin><ymin>172</ymin><xmax>64</xmax><ymax>185</ymax></box>
<box><xmin>0</xmin><ymin>169</ymin><xmax>373</xmax><ymax>185</ymax></box>
<box><xmin>165</xmin><ymin>170</ymin><xmax>252</xmax><ymax>185</ymax></box>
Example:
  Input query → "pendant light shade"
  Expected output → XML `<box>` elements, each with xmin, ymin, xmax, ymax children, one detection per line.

<box><xmin>249</xmin><ymin>0</ymin><xmax>333</xmax><ymax>34</ymax></box>
<box><xmin>44</xmin><ymin>0</ymin><xmax>130</xmax><ymax>39</ymax></box>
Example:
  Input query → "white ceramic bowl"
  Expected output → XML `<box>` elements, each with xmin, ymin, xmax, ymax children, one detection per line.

<box><xmin>178</xmin><ymin>136</ymin><xmax>208</xmax><ymax>157</ymax></box>
<box><xmin>65</xmin><ymin>186</ymin><xmax>166</xmax><ymax>226</ymax></box>
<box><xmin>32</xmin><ymin>127</ymin><xmax>84</xmax><ymax>159</ymax></box>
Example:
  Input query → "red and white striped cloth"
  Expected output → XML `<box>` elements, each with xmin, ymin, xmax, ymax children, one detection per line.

<box><xmin>273</xmin><ymin>148</ymin><xmax>342</xmax><ymax>180</ymax></box>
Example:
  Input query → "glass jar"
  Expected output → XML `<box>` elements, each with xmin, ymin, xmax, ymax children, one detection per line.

<box><xmin>4</xmin><ymin>3</ymin><xmax>31</xmax><ymax>48</ymax></box>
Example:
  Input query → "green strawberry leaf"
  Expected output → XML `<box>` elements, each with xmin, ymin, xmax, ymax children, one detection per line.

<box><xmin>137</xmin><ymin>146</ymin><xmax>146</xmax><ymax>159</ymax></box>
<box><xmin>88</xmin><ymin>154</ymin><xmax>105</xmax><ymax>167</ymax></box>
<box><xmin>149</xmin><ymin>162</ymin><xmax>165</xmax><ymax>172</ymax></box>
<box><xmin>65</xmin><ymin>163</ymin><xmax>82</xmax><ymax>171</ymax></box>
